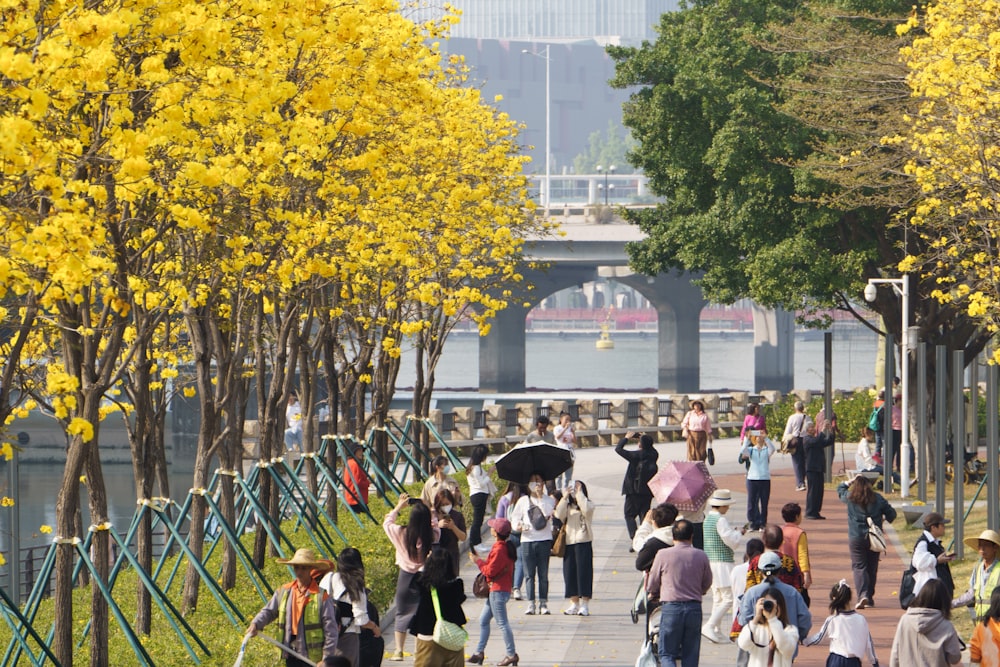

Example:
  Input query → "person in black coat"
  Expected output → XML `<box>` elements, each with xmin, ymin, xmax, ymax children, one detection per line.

<box><xmin>615</xmin><ymin>431</ymin><xmax>659</xmax><ymax>543</ymax></box>
<box><xmin>802</xmin><ymin>423</ymin><xmax>836</xmax><ymax>520</ymax></box>
<box><xmin>409</xmin><ymin>547</ymin><xmax>467</xmax><ymax>667</ymax></box>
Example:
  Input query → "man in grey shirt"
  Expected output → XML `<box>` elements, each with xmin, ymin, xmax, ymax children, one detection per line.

<box><xmin>646</xmin><ymin>519</ymin><xmax>713</xmax><ymax>666</ymax></box>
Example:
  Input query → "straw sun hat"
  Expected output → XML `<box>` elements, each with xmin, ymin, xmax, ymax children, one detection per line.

<box><xmin>276</xmin><ymin>547</ymin><xmax>333</xmax><ymax>569</ymax></box>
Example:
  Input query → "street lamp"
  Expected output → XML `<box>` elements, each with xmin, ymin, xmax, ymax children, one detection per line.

<box><xmin>522</xmin><ymin>45</ymin><xmax>551</xmax><ymax>211</ymax></box>
<box><xmin>864</xmin><ymin>274</ymin><xmax>912</xmax><ymax>497</ymax></box>
<box><xmin>596</xmin><ymin>164</ymin><xmax>616</xmax><ymax>205</ymax></box>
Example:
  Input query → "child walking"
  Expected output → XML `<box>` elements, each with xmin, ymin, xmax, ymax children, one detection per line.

<box><xmin>804</xmin><ymin>580</ymin><xmax>879</xmax><ymax>666</ymax></box>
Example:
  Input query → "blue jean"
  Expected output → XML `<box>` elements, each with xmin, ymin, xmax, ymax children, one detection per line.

<box><xmin>475</xmin><ymin>590</ymin><xmax>516</xmax><ymax>656</ymax></box>
<box><xmin>509</xmin><ymin>532</ymin><xmax>524</xmax><ymax>590</ymax></box>
<box><xmin>559</xmin><ymin>465</ymin><xmax>574</xmax><ymax>491</ymax></box>
<box><xmin>745</xmin><ymin>478</ymin><xmax>770</xmax><ymax>528</ymax></box>
<box><xmin>658</xmin><ymin>600</ymin><xmax>702</xmax><ymax>667</ymax></box>
<box><xmin>521</xmin><ymin>539</ymin><xmax>552</xmax><ymax>602</ymax></box>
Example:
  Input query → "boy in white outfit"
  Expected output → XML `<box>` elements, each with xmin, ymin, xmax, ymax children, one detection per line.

<box><xmin>702</xmin><ymin>489</ymin><xmax>745</xmax><ymax>644</ymax></box>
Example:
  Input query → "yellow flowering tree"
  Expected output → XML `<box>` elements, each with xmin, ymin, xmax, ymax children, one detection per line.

<box><xmin>897</xmin><ymin>2</ymin><xmax>1000</xmax><ymax>351</ymax></box>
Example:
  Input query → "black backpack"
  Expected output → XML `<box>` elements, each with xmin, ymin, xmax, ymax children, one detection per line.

<box><xmin>634</xmin><ymin>453</ymin><xmax>658</xmax><ymax>492</ymax></box>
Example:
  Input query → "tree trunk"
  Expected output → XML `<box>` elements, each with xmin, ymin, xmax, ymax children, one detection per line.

<box><xmin>53</xmin><ymin>434</ymin><xmax>90</xmax><ymax>666</ymax></box>
<box><xmin>85</xmin><ymin>414</ymin><xmax>110</xmax><ymax>667</ymax></box>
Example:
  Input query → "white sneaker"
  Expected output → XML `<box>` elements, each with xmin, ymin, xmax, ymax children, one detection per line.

<box><xmin>539</xmin><ymin>604</ymin><xmax>551</xmax><ymax>615</ymax></box>
<box><xmin>512</xmin><ymin>587</ymin><xmax>522</xmax><ymax>600</ymax></box>
<box><xmin>578</xmin><ymin>604</ymin><xmax>590</xmax><ymax>617</ymax></box>
<box><xmin>563</xmin><ymin>604</ymin><xmax>579</xmax><ymax>615</ymax></box>
<box><xmin>701</xmin><ymin>625</ymin><xmax>723</xmax><ymax>644</ymax></box>
<box><xmin>524</xmin><ymin>603</ymin><xmax>536</xmax><ymax>615</ymax></box>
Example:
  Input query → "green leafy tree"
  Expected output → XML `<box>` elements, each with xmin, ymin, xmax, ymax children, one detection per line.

<box><xmin>607</xmin><ymin>0</ymin><xmax>992</xmax><ymax>477</ymax></box>
<box><xmin>572</xmin><ymin>120</ymin><xmax>637</xmax><ymax>174</ymax></box>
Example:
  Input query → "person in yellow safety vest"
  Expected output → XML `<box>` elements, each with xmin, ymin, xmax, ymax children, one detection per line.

<box><xmin>248</xmin><ymin>548</ymin><xmax>340</xmax><ymax>666</ymax></box>
<box><xmin>952</xmin><ymin>529</ymin><xmax>1000</xmax><ymax>621</ymax></box>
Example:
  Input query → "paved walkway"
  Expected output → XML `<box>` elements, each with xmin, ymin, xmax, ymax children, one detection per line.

<box><xmin>385</xmin><ymin>436</ymin><xmax>927</xmax><ymax>666</ymax></box>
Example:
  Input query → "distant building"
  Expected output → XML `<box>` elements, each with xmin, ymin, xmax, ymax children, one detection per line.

<box><xmin>407</xmin><ymin>2</ymin><xmax>681</xmax><ymax>192</ymax></box>
<box><xmin>409</xmin><ymin>0</ymin><xmax>680</xmax><ymax>44</ymax></box>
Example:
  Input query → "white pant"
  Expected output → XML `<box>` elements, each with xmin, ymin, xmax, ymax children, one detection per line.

<box><xmin>705</xmin><ymin>584</ymin><xmax>734</xmax><ymax>634</ymax></box>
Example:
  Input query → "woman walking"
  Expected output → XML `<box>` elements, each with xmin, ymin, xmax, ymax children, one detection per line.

<box><xmin>383</xmin><ymin>493</ymin><xmax>438</xmax><ymax>661</ymax></box>
<box><xmin>889</xmin><ymin>579</ymin><xmax>962</xmax><ymax>667</ymax></box>
<box><xmin>837</xmin><ymin>475</ymin><xmax>896</xmax><ymax>609</ymax></box>
<box><xmin>554</xmin><ymin>479</ymin><xmax>595</xmax><ymax>616</ymax></box>
<box><xmin>509</xmin><ymin>472</ymin><xmax>555</xmax><ymax>615</ymax></box>
<box><xmin>319</xmin><ymin>548</ymin><xmax>382</xmax><ymax>667</ymax></box>
<box><xmin>466</xmin><ymin>444</ymin><xmax>493</xmax><ymax>550</ymax></box>
<box><xmin>468</xmin><ymin>517</ymin><xmax>519</xmax><ymax>666</ymax></box>
<box><xmin>681</xmin><ymin>400</ymin><xmax>713</xmax><ymax>462</ymax></box>
<box><xmin>739</xmin><ymin>433</ymin><xmax>775</xmax><ymax>530</ymax></box>
<box><xmin>409</xmin><ymin>547</ymin><xmax>467</xmax><ymax>667</ymax></box>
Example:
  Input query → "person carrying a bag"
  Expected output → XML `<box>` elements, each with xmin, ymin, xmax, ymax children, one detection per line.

<box><xmin>782</xmin><ymin>401</ymin><xmax>811</xmax><ymax>492</ymax></box>
<box><xmin>409</xmin><ymin>547</ymin><xmax>467</xmax><ymax>667</ymax></box>
<box><xmin>908</xmin><ymin>512</ymin><xmax>955</xmax><ymax>603</ymax></box>
<box><xmin>554</xmin><ymin>479</ymin><xmax>595</xmax><ymax>616</ymax></box>
<box><xmin>468</xmin><ymin>518</ymin><xmax>518</xmax><ymax>666</ymax></box>
<box><xmin>508</xmin><ymin>472</ymin><xmax>555</xmax><ymax>615</ymax></box>
<box><xmin>615</xmin><ymin>431</ymin><xmax>659</xmax><ymax>542</ymax></box>
<box><xmin>837</xmin><ymin>475</ymin><xmax>897</xmax><ymax>610</ymax></box>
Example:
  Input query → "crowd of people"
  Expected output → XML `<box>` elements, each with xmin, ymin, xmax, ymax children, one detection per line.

<box><xmin>256</xmin><ymin>398</ymin><xmax>1000</xmax><ymax>667</ymax></box>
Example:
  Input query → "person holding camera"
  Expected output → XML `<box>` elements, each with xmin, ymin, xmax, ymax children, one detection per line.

<box><xmin>615</xmin><ymin>431</ymin><xmax>659</xmax><ymax>543</ymax></box>
<box><xmin>738</xmin><ymin>551</ymin><xmax>812</xmax><ymax>666</ymax></box>
<box><xmin>738</xmin><ymin>588</ymin><xmax>800</xmax><ymax>667</ymax></box>
<box><xmin>554</xmin><ymin>480</ymin><xmax>595</xmax><ymax>616</ymax></box>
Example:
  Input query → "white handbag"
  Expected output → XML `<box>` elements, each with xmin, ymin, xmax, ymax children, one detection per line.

<box><xmin>867</xmin><ymin>516</ymin><xmax>887</xmax><ymax>553</ymax></box>
<box><xmin>635</xmin><ymin>639</ymin><xmax>657</xmax><ymax>667</ymax></box>
<box><xmin>430</xmin><ymin>586</ymin><xmax>468</xmax><ymax>651</ymax></box>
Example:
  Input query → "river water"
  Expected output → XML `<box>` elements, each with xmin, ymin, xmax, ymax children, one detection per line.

<box><xmin>1</xmin><ymin>325</ymin><xmax>879</xmax><ymax>555</ymax></box>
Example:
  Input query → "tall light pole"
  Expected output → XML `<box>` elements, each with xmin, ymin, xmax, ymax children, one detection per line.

<box><xmin>597</xmin><ymin>164</ymin><xmax>615</xmax><ymax>205</ymax></box>
<box><xmin>865</xmin><ymin>274</ymin><xmax>912</xmax><ymax>497</ymax></box>
<box><xmin>522</xmin><ymin>45</ymin><xmax>551</xmax><ymax>211</ymax></box>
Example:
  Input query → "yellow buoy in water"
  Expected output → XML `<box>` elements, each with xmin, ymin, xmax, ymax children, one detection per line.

<box><xmin>596</xmin><ymin>323</ymin><xmax>614</xmax><ymax>350</ymax></box>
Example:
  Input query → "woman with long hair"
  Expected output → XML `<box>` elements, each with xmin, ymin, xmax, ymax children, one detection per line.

<box><xmin>554</xmin><ymin>479</ymin><xmax>595</xmax><ymax>616</ymax></box>
<box><xmin>889</xmin><ymin>579</ymin><xmax>962</xmax><ymax>666</ymax></box>
<box><xmin>496</xmin><ymin>481</ymin><xmax>527</xmax><ymax>599</ymax></box>
<box><xmin>737</xmin><ymin>587</ymin><xmax>800</xmax><ymax>667</ymax></box>
<box><xmin>837</xmin><ymin>475</ymin><xmax>896</xmax><ymax>609</ymax></box>
<box><xmin>508</xmin><ymin>472</ymin><xmax>555</xmax><ymax>615</ymax></box>
<box><xmin>434</xmin><ymin>488</ymin><xmax>467</xmax><ymax>577</ymax></box>
<box><xmin>468</xmin><ymin>517</ymin><xmax>519</xmax><ymax>666</ymax></box>
<box><xmin>410</xmin><ymin>547</ymin><xmax>467</xmax><ymax>667</ymax></box>
<box><xmin>466</xmin><ymin>444</ymin><xmax>492</xmax><ymax>550</ymax></box>
<box><xmin>319</xmin><ymin>548</ymin><xmax>382</xmax><ymax>667</ymax></box>
<box><xmin>383</xmin><ymin>493</ymin><xmax>438</xmax><ymax>661</ymax></box>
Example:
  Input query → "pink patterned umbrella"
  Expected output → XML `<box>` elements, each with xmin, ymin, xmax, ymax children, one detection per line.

<box><xmin>647</xmin><ymin>460</ymin><xmax>717</xmax><ymax>512</ymax></box>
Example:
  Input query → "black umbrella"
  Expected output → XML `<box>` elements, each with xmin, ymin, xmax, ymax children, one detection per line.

<box><xmin>494</xmin><ymin>441</ymin><xmax>574</xmax><ymax>484</ymax></box>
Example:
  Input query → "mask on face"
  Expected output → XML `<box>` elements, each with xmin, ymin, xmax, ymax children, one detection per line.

<box><xmin>443</xmin><ymin>464</ymin><xmax>454</xmax><ymax>476</ymax></box>
<box><xmin>528</xmin><ymin>481</ymin><xmax>540</xmax><ymax>493</ymax></box>
<box><xmin>440</xmin><ymin>504</ymin><xmax>452</xmax><ymax>515</ymax></box>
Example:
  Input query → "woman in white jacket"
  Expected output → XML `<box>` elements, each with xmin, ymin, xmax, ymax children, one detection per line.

<box><xmin>554</xmin><ymin>480</ymin><xmax>595</xmax><ymax>616</ymax></box>
<box><xmin>738</xmin><ymin>588</ymin><xmax>800</xmax><ymax>667</ymax></box>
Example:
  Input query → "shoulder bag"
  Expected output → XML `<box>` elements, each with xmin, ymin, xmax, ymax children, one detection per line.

<box><xmin>430</xmin><ymin>586</ymin><xmax>468</xmax><ymax>651</ymax></box>
<box><xmin>866</xmin><ymin>516</ymin><xmax>887</xmax><ymax>553</ymax></box>
<box><xmin>551</xmin><ymin>522</ymin><xmax>568</xmax><ymax>558</ymax></box>
<box><xmin>473</xmin><ymin>572</ymin><xmax>490</xmax><ymax>598</ymax></box>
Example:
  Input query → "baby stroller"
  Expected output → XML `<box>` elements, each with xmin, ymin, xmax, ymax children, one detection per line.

<box><xmin>631</xmin><ymin>578</ymin><xmax>660</xmax><ymax>667</ymax></box>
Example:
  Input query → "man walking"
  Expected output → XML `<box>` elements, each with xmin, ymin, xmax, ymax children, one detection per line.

<box><xmin>701</xmin><ymin>490</ymin><xmax>745</xmax><ymax>644</ymax></box>
<box><xmin>646</xmin><ymin>520</ymin><xmax>712</xmax><ymax>666</ymax></box>
<box><xmin>615</xmin><ymin>431</ymin><xmax>659</xmax><ymax>544</ymax></box>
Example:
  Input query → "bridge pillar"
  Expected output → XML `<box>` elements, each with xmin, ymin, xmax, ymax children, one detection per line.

<box><xmin>479</xmin><ymin>303</ymin><xmax>529</xmax><ymax>393</ymax></box>
<box><xmin>618</xmin><ymin>272</ymin><xmax>705</xmax><ymax>393</ymax></box>
<box><xmin>752</xmin><ymin>305</ymin><xmax>794</xmax><ymax>392</ymax></box>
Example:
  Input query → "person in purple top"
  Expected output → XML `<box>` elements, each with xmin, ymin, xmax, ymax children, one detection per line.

<box><xmin>740</xmin><ymin>403</ymin><xmax>766</xmax><ymax>441</ymax></box>
<box><xmin>646</xmin><ymin>519</ymin><xmax>713</xmax><ymax>667</ymax></box>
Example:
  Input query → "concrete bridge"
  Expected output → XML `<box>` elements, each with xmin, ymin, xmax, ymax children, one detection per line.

<box><xmin>479</xmin><ymin>211</ymin><xmax>795</xmax><ymax>393</ymax></box>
